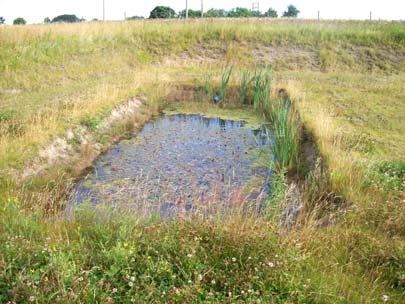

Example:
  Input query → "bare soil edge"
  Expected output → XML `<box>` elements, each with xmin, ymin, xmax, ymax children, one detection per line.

<box><xmin>15</xmin><ymin>97</ymin><xmax>148</xmax><ymax>184</ymax></box>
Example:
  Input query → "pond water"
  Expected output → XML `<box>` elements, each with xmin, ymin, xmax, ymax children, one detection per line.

<box><xmin>70</xmin><ymin>114</ymin><xmax>273</xmax><ymax>217</ymax></box>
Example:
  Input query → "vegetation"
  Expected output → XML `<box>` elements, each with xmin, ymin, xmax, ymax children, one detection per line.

<box><xmin>283</xmin><ymin>5</ymin><xmax>300</xmax><ymax>18</ymax></box>
<box><xmin>126</xmin><ymin>16</ymin><xmax>145</xmax><ymax>21</ymax></box>
<box><xmin>0</xmin><ymin>16</ymin><xmax>5</xmax><ymax>24</ymax></box>
<box><xmin>205</xmin><ymin>9</ymin><xmax>226</xmax><ymax>18</ymax></box>
<box><xmin>265</xmin><ymin>8</ymin><xmax>278</xmax><ymax>18</ymax></box>
<box><xmin>0</xmin><ymin>19</ymin><xmax>404</xmax><ymax>303</ymax></box>
<box><xmin>51</xmin><ymin>14</ymin><xmax>82</xmax><ymax>23</ymax></box>
<box><xmin>179</xmin><ymin>9</ymin><xmax>202</xmax><ymax>18</ymax></box>
<box><xmin>219</xmin><ymin>66</ymin><xmax>233</xmax><ymax>101</ymax></box>
<box><xmin>149</xmin><ymin>6</ymin><xmax>177</xmax><ymax>19</ymax></box>
<box><xmin>227</xmin><ymin>7</ymin><xmax>260</xmax><ymax>18</ymax></box>
<box><xmin>43</xmin><ymin>17</ymin><xmax>51</xmax><ymax>24</ymax></box>
<box><xmin>13</xmin><ymin>17</ymin><xmax>26</xmax><ymax>25</ymax></box>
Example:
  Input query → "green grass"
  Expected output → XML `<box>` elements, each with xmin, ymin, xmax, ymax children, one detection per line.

<box><xmin>0</xmin><ymin>19</ymin><xmax>404</xmax><ymax>303</ymax></box>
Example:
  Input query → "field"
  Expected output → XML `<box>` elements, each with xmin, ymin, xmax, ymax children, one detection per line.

<box><xmin>0</xmin><ymin>19</ymin><xmax>404</xmax><ymax>303</ymax></box>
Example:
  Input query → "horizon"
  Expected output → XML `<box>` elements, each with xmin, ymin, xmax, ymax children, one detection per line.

<box><xmin>0</xmin><ymin>0</ymin><xmax>404</xmax><ymax>24</ymax></box>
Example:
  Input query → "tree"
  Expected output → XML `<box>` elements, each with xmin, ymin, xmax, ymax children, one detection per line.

<box><xmin>51</xmin><ymin>14</ymin><xmax>81</xmax><ymax>23</ymax></box>
<box><xmin>282</xmin><ymin>5</ymin><xmax>300</xmax><ymax>17</ymax></box>
<box><xmin>205</xmin><ymin>9</ymin><xmax>226</xmax><ymax>18</ymax></box>
<box><xmin>13</xmin><ymin>17</ymin><xmax>26</xmax><ymax>25</ymax></box>
<box><xmin>0</xmin><ymin>16</ymin><xmax>5</xmax><ymax>24</ymax></box>
<box><xmin>179</xmin><ymin>9</ymin><xmax>201</xmax><ymax>18</ymax></box>
<box><xmin>44</xmin><ymin>17</ymin><xmax>51</xmax><ymax>24</ymax></box>
<box><xmin>126</xmin><ymin>16</ymin><xmax>144</xmax><ymax>20</ymax></box>
<box><xmin>149</xmin><ymin>6</ymin><xmax>177</xmax><ymax>19</ymax></box>
<box><xmin>265</xmin><ymin>8</ymin><xmax>278</xmax><ymax>18</ymax></box>
<box><xmin>227</xmin><ymin>7</ymin><xmax>255</xmax><ymax>18</ymax></box>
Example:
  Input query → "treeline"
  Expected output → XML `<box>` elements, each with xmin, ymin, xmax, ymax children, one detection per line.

<box><xmin>153</xmin><ymin>5</ymin><xmax>299</xmax><ymax>19</ymax></box>
<box><xmin>0</xmin><ymin>4</ymin><xmax>299</xmax><ymax>25</ymax></box>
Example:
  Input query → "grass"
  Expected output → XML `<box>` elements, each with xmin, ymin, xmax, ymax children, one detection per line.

<box><xmin>0</xmin><ymin>19</ymin><xmax>404</xmax><ymax>303</ymax></box>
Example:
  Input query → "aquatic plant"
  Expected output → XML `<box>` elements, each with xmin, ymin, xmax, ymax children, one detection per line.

<box><xmin>268</xmin><ymin>98</ymin><xmax>299</xmax><ymax>171</ymax></box>
<box><xmin>219</xmin><ymin>65</ymin><xmax>233</xmax><ymax>101</ymax></box>
<box><xmin>239</xmin><ymin>69</ymin><xmax>251</xmax><ymax>104</ymax></box>
<box><xmin>203</xmin><ymin>72</ymin><xmax>213</xmax><ymax>98</ymax></box>
<box><xmin>253</xmin><ymin>66</ymin><xmax>272</xmax><ymax>110</ymax></box>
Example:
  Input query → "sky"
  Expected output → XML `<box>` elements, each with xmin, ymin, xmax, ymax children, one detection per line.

<box><xmin>0</xmin><ymin>0</ymin><xmax>404</xmax><ymax>24</ymax></box>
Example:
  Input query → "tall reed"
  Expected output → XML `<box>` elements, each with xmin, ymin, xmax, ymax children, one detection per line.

<box><xmin>268</xmin><ymin>98</ymin><xmax>299</xmax><ymax>172</ymax></box>
<box><xmin>219</xmin><ymin>66</ymin><xmax>233</xmax><ymax>101</ymax></box>
<box><xmin>239</xmin><ymin>69</ymin><xmax>251</xmax><ymax>104</ymax></box>
<box><xmin>253</xmin><ymin>66</ymin><xmax>272</xmax><ymax>109</ymax></box>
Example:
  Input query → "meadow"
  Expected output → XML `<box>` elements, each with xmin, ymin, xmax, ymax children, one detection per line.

<box><xmin>0</xmin><ymin>19</ymin><xmax>404</xmax><ymax>303</ymax></box>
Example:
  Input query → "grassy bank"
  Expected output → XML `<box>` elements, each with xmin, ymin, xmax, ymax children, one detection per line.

<box><xmin>1</xmin><ymin>20</ymin><xmax>404</xmax><ymax>303</ymax></box>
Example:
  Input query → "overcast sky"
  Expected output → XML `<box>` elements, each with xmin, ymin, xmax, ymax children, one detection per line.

<box><xmin>0</xmin><ymin>0</ymin><xmax>404</xmax><ymax>24</ymax></box>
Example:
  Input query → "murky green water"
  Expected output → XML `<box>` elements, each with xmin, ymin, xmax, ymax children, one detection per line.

<box><xmin>70</xmin><ymin>114</ymin><xmax>272</xmax><ymax>217</ymax></box>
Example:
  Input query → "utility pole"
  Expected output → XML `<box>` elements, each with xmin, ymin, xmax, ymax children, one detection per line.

<box><xmin>185</xmin><ymin>0</ymin><xmax>188</xmax><ymax>19</ymax></box>
<box><xmin>103</xmin><ymin>0</ymin><xmax>105</xmax><ymax>21</ymax></box>
<box><xmin>252</xmin><ymin>2</ymin><xmax>260</xmax><ymax>12</ymax></box>
<box><xmin>318</xmin><ymin>10</ymin><xmax>320</xmax><ymax>21</ymax></box>
<box><xmin>370</xmin><ymin>11</ymin><xmax>372</xmax><ymax>21</ymax></box>
<box><xmin>201</xmin><ymin>0</ymin><xmax>204</xmax><ymax>18</ymax></box>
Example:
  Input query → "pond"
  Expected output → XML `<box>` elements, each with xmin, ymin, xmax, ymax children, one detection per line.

<box><xmin>69</xmin><ymin>114</ymin><xmax>273</xmax><ymax>217</ymax></box>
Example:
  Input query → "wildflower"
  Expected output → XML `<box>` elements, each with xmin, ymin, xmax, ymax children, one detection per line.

<box><xmin>112</xmin><ymin>288</ymin><xmax>118</xmax><ymax>293</ymax></box>
<box><xmin>78</xmin><ymin>277</ymin><xmax>84</xmax><ymax>282</ymax></box>
<box><xmin>211</xmin><ymin>279</ymin><xmax>216</xmax><ymax>285</ymax></box>
<box><xmin>248</xmin><ymin>256</ymin><xmax>252</xmax><ymax>260</ymax></box>
<box><xmin>128</xmin><ymin>281</ymin><xmax>134</xmax><ymax>287</ymax></box>
<box><xmin>187</xmin><ymin>253</ymin><xmax>193</xmax><ymax>258</ymax></box>
<box><xmin>188</xmin><ymin>279</ymin><xmax>192</xmax><ymax>284</ymax></box>
<box><xmin>198</xmin><ymin>274</ymin><xmax>203</xmax><ymax>281</ymax></box>
<box><xmin>123</xmin><ymin>243</ymin><xmax>128</xmax><ymax>248</ymax></box>
<box><xmin>130</xmin><ymin>276</ymin><xmax>135</xmax><ymax>282</ymax></box>
<box><xmin>232</xmin><ymin>257</ymin><xmax>237</xmax><ymax>262</ymax></box>
<box><xmin>382</xmin><ymin>295</ymin><xmax>389</xmax><ymax>302</ymax></box>
<box><xmin>267</xmin><ymin>262</ymin><xmax>275</xmax><ymax>268</ymax></box>
<box><xmin>29</xmin><ymin>296</ymin><xmax>35</xmax><ymax>302</ymax></box>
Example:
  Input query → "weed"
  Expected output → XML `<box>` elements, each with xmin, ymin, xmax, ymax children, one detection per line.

<box><xmin>80</xmin><ymin>116</ymin><xmax>100</xmax><ymax>131</ymax></box>
<box><xmin>365</xmin><ymin>161</ymin><xmax>405</xmax><ymax>193</ymax></box>
<box><xmin>0</xmin><ymin>110</ymin><xmax>16</xmax><ymax>122</ymax></box>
